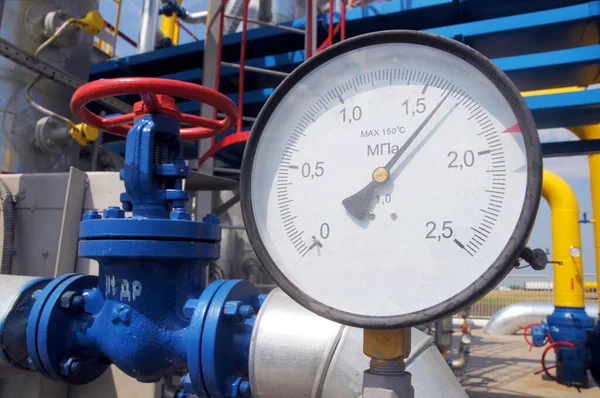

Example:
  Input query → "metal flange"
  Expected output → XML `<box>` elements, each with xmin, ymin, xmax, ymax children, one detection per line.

<box><xmin>185</xmin><ymin>280</ymin><xmax>261</xmax><ymax>397</ymax></box>
<box><xmin>27</xmin><ymin>273</ymin><xmax>108</xmax><ymax>384</ymax></box>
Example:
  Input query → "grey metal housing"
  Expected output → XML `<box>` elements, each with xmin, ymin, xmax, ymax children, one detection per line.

<box><xmin>484</xmin><ymin>302</ymin><xmax>599</xmax><ymax>335</ymax></box>
<box><xmin>250</xmin><ymin>288</ymin><xmax>468</xmax><ymax>397</ymax></box>
<box><xmin>0</xmin><ymin>275</ymin><xmax>50</xmax><ymax>369</ymax></box>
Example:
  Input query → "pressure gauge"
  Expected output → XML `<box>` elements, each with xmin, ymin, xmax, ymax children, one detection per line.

<box><xmin>570</xmin><ymin>246</ymin><xmax>581</xmax><ymax>258</ymax></box>
<box><xmin>240</xmin><ymin>31</ymin><xmax>541</xmax><ymax>328</ymax></box>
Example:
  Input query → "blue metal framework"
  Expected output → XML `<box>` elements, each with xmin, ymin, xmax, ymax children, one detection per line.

<box><xmin>90</xmin><ymin>0</ymin><xmax>600</xmax><ymax>163</ymax></box>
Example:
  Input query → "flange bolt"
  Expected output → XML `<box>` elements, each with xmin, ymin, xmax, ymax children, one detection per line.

<box><xmin>170</xmin><ymin>207</ymin><xmax>191</xmax><ymax>220</ymax></box>
<box><xmin>202</xmin><ymin>213</ymin><xmax>220</xmax><ymax>224</ymax></box>
<box><xmin>104</xmin><ymin>206</ymin><xmax>125</xmax><ymax>219</ymax></box>
<box><xmin>82</xmin><ymin>210</ymin><xmax>101</xmax><ymax>221</ymax></box>
<box><xmin>31</xmin><ymin>289</ymin><xmax>42</xmax><ymax>301</ymax></box>
<box><xmin>224</xmin><ymin>301</ymin><xmax>255</xmax><ymax>320</ymax></box>
<box><xmin>180</xmin><ymin>373</ymin><xmax>195</xmax><ymax>394</ymax></box>
<box><xmin>183</xmin><ymin>299</ymin><xmax>198</xmax><ymax>319</ymax></box>
<box><xmin>225</xmin><ymin>376</ymin><xmax>252</xmax><ymax>397</ymax></box>
<box><xmin>59</xmin><ymin>357</ymin><xmax>81</xmax><ymax>376</ymax></box>
<box><xmin>111</xmin><ymin>305</ymin><xmax>132</xmax><ymax>325</ymax></box>
<box><xmin>238</xmin><ymin>381</ymin><xmax>252</xmax><ymax>396</ymax></box>
<box><xmin>238</xmin><ymin>304</ymin><xmax>254</xmax><ymax>319</ymax></box>
<box><xmin>60</xmin><ymin>291</ymin><xmax>85</xmax><ymax>311</ymax></box>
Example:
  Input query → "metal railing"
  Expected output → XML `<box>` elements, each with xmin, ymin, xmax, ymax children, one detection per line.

<box><xmin>468</xmin><ymin>273</ymin><xmax>598</xmax><ymax>318</ymax></box>
<box><xmin>197</xmin><ymin>0</ymin><xmax>348</xmax><ymax>167</ymax></box>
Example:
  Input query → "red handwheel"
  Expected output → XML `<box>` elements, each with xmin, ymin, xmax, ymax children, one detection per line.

<box><xmin>70</xmin><ymin>78</ymin><xmax>238</xmax><ymax>140</ymax></box>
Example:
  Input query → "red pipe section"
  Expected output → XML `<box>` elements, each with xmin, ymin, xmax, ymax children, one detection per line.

<box><xmin>213</xmin><ymin>0</ymin><xmax>226</xmax><ymax>122</ymax></box>
<box><xmin>341</xmin><ymin>1</ymin><xmax>346</xmax><ymax>40</ymax></box>
<box><xmin>105</xmin><ymin>21</ymin><xmax>137</xmax><ymax>48</ymax></box>
<box><xmin>200</xmin><ymin>0</ymin><xmax>350</xmax><ymax>165</ymax></box>
<box><xmin>306</xmin><ymin>0</ymin><xmax>313</xmax><ymax>58</ymax></box>
<box><xmin>176</xmin><ymin>20</ymin><xmax>200</xmax><ymax>42</ymax></box>
<box><xmin>238</xmin><ymin>0</ymin><xmax>250</xmax><ymax>133</ymax></box>
<box><xmin>198</xmin><ymin>131</ymin><xmax>250</xmax><ymax>165</ymax></box>
<box><xmin>328</xmin><ymin>0</ymin><xmax>334</xmax><ymax>48</ymax></box>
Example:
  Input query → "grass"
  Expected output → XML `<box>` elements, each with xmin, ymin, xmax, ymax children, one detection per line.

<box><xmin>477</xmin><ymin>290</ymin><xmax>552</xmax><ymax>305</ymax></box>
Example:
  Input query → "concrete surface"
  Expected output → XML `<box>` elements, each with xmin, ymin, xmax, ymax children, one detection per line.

<box><xmin>448</xmin><ymin>327</ymin><xmax>599</xmax><ymax>398</ymax></box>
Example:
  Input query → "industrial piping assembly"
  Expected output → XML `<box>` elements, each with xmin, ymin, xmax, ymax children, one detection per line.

<box><xmin>487</xmin><ymin>170</ymin><xmax>598</xmax><ymax>388</ymax></box>
<box><xmin>25</xmin><ymin>77</ymin><xmax>255</xmax><ymax>392</ymax></box>
<box><xmin>0</xmin><ymin>77</ymin><xmax>467</xmax><ymax>397</ymax></box>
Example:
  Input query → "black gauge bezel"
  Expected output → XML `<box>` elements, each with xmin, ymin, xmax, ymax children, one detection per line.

<box><xmin>240</xmin><ymin>30</ymin><xmax>542</xmax><ymax>328</ymax></box>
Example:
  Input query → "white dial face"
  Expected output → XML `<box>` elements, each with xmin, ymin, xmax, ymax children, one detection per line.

<box><xmin>249</xmin><ymin>41</ymin><xmax>530</xmax><ymax>318</ymax></box>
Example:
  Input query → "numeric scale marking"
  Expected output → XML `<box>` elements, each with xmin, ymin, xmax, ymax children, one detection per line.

<box><xmin>275</xmin><ymin>68</ymin><xmax>509</xmax><ymax>257</ymax></box>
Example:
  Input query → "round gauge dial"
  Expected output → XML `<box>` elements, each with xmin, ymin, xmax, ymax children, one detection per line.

<box><xmin>241</xmin><ymin>31</ymin><xmax>542</xmax><ymax>328</ymax></box>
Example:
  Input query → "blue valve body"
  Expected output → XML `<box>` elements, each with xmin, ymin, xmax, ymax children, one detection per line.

<box><xmin>27</xmin><ymin>112</ymin><xmax>259</xmax><ymax>395</ymax></box>
<box><xmin>545</xmin><ymin>307</ymin><xmax>594</xmax><ymax>387</ymax></box>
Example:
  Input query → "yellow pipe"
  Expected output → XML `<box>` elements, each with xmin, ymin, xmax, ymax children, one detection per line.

<box><xmin>173</xmin><ymin>21</ymin><xmax>180</xmax><ymax>45</ymax></box>
<box><xmin>108</xmin><ymin>0</ymin><xmax>123</xmax><ymax>55</ymax></box>
<box><xmin>542</xmin><ymin>170</ymin><xmax>585</xmax><ymax>308</ymax></box>
<box><xmin>521</xmin><ymin>86</ymin><xmax>585</xmax><ymax>97</ymax></box>
<box><xmin>569</xmin><ymin>125</ymin><xmax>600</xmax><ymax>312</ymax></box>
<box><xmin>161</xmin><ymin>0</ymin><xmax>182</xmax><ymax>45</ymax></box>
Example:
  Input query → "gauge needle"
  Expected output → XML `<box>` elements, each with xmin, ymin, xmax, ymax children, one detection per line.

<box><xmin>309</xmin><ymin>235</ymin><xmax>323</xmax><ymax>250</ymax></box>
<box><xmin>342</xmin><ymin>90</ymin><xmax>454</xmax><ymax>220</ymax></box>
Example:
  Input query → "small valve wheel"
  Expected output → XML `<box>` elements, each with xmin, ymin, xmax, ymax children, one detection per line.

<box><xmin>70</xmin><ymin>77</ymin><xmax>238</xmax><ymax>140</ymax></box>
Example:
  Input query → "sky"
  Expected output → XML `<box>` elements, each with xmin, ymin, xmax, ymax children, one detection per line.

<box><xmin>98</xmin><ymin>1</ymin><xmax>599</xmax><ymax>286</ymax></box>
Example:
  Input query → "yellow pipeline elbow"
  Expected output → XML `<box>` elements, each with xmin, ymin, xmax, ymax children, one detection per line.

<box><xmin>76</xmin><ymin>10</ymin><xmax>105</xmax><ymax>35</ymax></box>
<box><xmin>542</xmin><ymin>170</ymin><xmax>585</xmax><ymax>308</ymax></box>
<box><xmin>69</xmin><ymin>123</ymin><xmax>99</xmax><ymax>146</ymax></box>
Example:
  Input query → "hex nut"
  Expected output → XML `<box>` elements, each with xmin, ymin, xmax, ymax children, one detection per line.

<box><xmin>180</xmin><ymin>373</ymin><xmax>195</xmax><ymax>394</ymax></box>
<box><xmin>60</xmin><ymin>291</ymin><xmax>83</xmax><ymax>310</ymax></box>
<box><xmin>59</xmin><ymin>357</ymin><xmax>81</xmax><ymax>376</ymax></box>
<box><xmin>202</xmin><ymin>213</ymin><xmax>220</xmax><ymax>224</ymax></box>
<box><xmin>170</xmin><ymin>209</ymin><xmax>191</xmax><ymax>220</ymax></box>
<box><xmin>31</xmin><ymin>289</ymin><xmax>42</xmax><ymax>301</ymax></box>
<box><xmin>237</xmin><ymin>305</ymin><xmax>254</xmax><ymax>319</ymax></box>
<box><xmin>183</xmin><ymin>299</ymin><xmax>198</xmax><ymax>319</ymax></box>
<box><xmin>363</xmin><ymin>369</ymin><xmax>414</xmax><ymax>396</ymax></box>
<box><xmin>238</xmin><ymin>380</ymin><xmax>252</xmax><ymax>396</ymax></box>
<box><xmin>223</xmin><ymin>301</ymin><xmax>241</xmax><ymax>318</ymax></box>
<box><xmin>82</xmin><ymin>210</ymin><xmax>101</xmax><ymax>221</ymax></box>
<box><xmin>111</xmin><ymin>306</ymin><xmax>131</xmax><ymax>325</ymax></box>
<box><xmin>103</xmin><ymin>206</ymin><xmax>125</xmax><ymax>219</ymax></box>
<box><xmin>363</xmin><ymin>328</ymin><xmax>411</xmax><ymax>360</ymax></box>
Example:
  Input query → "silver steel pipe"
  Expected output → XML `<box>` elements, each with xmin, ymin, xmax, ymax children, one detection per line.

<box><xmin>221</xmin><ymin>224</ymin><xmax>246</xmax><ymax>230</ymax></box>
<box><xmin>484</xmin><ymin>302</ymin><xmax>599</xmax><ymax>335</ymax></box>
<box><xmin>257</xmin><ymin>0</ymin><xmax>272</xmax><ymax>23</ymax></box>
<box><xmin>0</xmin><ymin>275</ymin><xmax>51</xmax><ymax>369</ymax></box>
<box><xmin>250</xmin><ymin>288</ymin><xmax>468</xmax><ymax>398</ymax></box>
<box><xmin>220</xmin><ymin>62</ymin><xmax>290</xmax><ymax>78</ymax></box>
<box><xmin>180</xmin><ymin>10</ymin><xmax>208</xmax><ymax>24</ymax></box>
<box><xmin>213</xmin><ymin>167</ymin><xmax>241</xmax><ymax>174</ymax></box>
<box><xmin>139</xmin><ymin>0</ymin><xmax>160</xmax><ymax>53</ymax></box>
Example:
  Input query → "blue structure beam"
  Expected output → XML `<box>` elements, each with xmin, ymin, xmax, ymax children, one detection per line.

<box><xmin>90</xmin><ymin>1</ymin><xmax>600</xmax><ymax>81</ymax></box>
<box><xmin>542</xmin><ymin>139</ymin><xmax>600</xmax><ymax>157</ymax></box>
<box><xmin>89</xmin><ymin>1</ymin><xmax>600</xmax><ymax>161</ymax></box>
